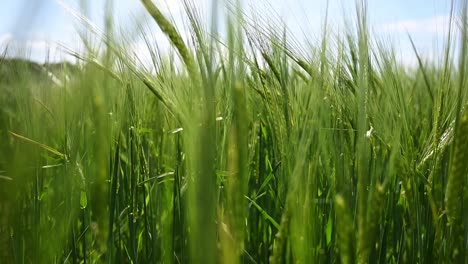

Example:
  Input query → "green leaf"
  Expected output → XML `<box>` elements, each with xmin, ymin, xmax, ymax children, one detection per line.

<box><xmin>9</xmin><ymin>131</ymin><xmax>67</xmax><ymax>160</ymax></box>
<box><xmin>326</xmin><ymin>214</ymin><xmax>333</xmax><ymax>246</ymax></box>
<box><xmin>80</xmin><ymin>191</ymin><xmax>88</xmax><ymax>209</ymax></box>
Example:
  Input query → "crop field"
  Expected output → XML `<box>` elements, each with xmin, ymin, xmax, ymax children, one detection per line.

<box><xmin>1</xmin><ymin>0</ymin><xmax>468</xmax><ymax>263</ymax></box>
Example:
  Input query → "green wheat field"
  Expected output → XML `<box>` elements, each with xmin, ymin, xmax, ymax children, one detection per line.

<box><xmin>1</xmin><ymin>0</ymin><xmax>468</xmax><ymax>263</ymax></box>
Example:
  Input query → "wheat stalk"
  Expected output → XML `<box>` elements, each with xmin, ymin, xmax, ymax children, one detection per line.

<box><xmin>140</xmin><ymin>0</ymin><xmax>198</xmax><ymax>83</ymax></box>
<box><xmin>445</xmin><ymin>108</ymin><xmax>468</xmax><ymax>261</ymax></box>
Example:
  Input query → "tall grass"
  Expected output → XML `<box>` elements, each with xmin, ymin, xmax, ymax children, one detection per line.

<box><xmin>1</xmin><ymin>0</ymin><xmax>468</xmax><ymax>263</ymax></box>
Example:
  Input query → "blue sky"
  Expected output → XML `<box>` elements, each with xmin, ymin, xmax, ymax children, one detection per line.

<box><xmin>0</xmin><ymin>0</ymin><xmax>457</xmax><ymax>65</ymax></box>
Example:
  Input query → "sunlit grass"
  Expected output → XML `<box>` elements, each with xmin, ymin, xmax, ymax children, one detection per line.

<box><xmin>1</xmin><ymin>0</ymin><xmax>467</xmax><ymax>263</ymax></box>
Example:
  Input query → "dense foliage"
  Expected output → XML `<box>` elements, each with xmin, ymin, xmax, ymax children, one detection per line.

<box><xmin>1</xmin><ymin>1</ymin><xmax>468</xmax><ymax>263</ymax></box>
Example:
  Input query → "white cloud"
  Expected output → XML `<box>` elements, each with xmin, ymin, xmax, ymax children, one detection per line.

<box><xmin>2</xmin><ymin>36</ymin><xmax>76</xmax><ymax>62</ymax></box>
<box><xmin>0</xmin><ymin>33</ymin><xmax>13</xmax><ymax>45</ymax></box>
<box><xmin>155</xmin><ymin>0</ymin><xmax>184</xmax><ymax>14</ymax></box>
<box><xmin>379</xmin><ymin>15</ymin><xmax>452</xmax><ymax>34</ymax></box>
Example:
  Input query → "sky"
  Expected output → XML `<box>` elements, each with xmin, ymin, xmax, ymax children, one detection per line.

<box><xmin>0</xmin><ymin>0</ymin><xmax>458</xmax><ymax>66</ymax></box>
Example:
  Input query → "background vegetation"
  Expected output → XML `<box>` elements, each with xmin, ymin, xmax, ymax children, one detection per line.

<box><xmin>1</xmin><ymin>0</ymin><xmax>468</xmax><ymax>263</ymax></box>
